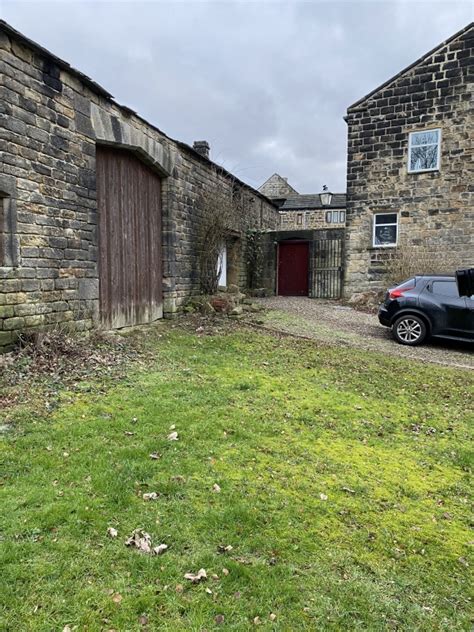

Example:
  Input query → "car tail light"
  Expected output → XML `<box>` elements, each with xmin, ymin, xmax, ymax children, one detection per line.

<box><xmin>388</xmin><ymin>282</ymin><xmax>415</xmax><ymax>300</ymax></box>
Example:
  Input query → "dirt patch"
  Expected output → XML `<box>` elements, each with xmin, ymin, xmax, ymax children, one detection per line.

<box><xmin>253</xmin><ymin>297</ymin><xmax>474</xmax><ymax>370</ymax></box>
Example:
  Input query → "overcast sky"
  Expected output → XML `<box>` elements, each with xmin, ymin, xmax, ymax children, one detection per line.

<box><xmin>1</xmin><ymin>1</ymin><xmax>472</xmax><ymax>192</ymax></box>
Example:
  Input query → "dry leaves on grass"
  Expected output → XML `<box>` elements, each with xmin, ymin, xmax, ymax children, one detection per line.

<box><xmin>125</xmin><ymin>529</ymin><xmax>168</xmax><ymax>555</ymax></box>
<box><xmin>184</xmin><ymin>568</ymin><xmax>207</xmax><ymax>583</ymax></box>
<box><xmin>217</xmin><ymin>544</ymin><xmax>233</xmax><ymax>553</ymax></box>
<box><xmin>212</xmin><ymin>483</ymin><xmax>221</xmax><ymax>493</ymax></box>
<box><xmin>142</xmin><ymin>492</ymin><xmax>159</xmax><ymax>501</ymax></box>
<box><xmin>167</xmin><ymin>431</ymin><xmax>179</xmax><ymax>441</ymax></box>
<box><xmin>107</xmin><ymin>527</ymin><xmax>118</xmax><ymax>538</ymax></box>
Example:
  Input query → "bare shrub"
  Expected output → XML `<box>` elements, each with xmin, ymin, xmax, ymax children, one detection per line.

<box><xmin>195</xmin><ymin>169</ymin><xmax>255</xmax><ymax>295</ymax></box>
<box><xmin>383</xmin><ymin>239</ymin><xmax>459</xmax><ymax>286</ymax></box>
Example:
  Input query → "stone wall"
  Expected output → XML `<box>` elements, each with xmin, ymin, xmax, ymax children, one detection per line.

<box><xmin>0</xmin><ymin>24</ymin><xmax>278</xmax><ymax>351</ymax></box>
<box><xmin>280</xmin><ymin>209</ymin><xmax>345</xmax><ymax>231</ymax></box>
<box><xmin>344</xmin><ymin>24</ymin><xmax>474</xmax><ymax>296</ymax></box>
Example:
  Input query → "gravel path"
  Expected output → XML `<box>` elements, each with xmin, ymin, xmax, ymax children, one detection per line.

<box><xmin>255</xmin><ymin>297</ymin><xmax>474</xmax><ymax>370</ymax></box>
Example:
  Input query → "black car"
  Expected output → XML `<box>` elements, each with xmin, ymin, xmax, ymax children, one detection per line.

<box><xmin>378</xmin><ymin>275</ymin><xmax>474</xmax><ymax>346</ymax></box>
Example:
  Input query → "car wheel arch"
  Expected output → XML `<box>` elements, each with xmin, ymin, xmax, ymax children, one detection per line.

<box><xmin>390</xmin><ymin>309</ymin><xmax>432</xmax><ymax>333</ymax></box>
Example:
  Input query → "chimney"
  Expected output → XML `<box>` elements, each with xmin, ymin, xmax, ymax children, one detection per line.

<box><xmin>193</xmin><ymin>140</ymin><xmax>210</xmax><ymax>159</ymax></box>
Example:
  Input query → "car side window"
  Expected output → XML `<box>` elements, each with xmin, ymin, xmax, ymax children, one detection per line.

<box><xmin>431</xmin><ymin>281</ymin><xmax>460</xmax><ymax>297</ymax></box>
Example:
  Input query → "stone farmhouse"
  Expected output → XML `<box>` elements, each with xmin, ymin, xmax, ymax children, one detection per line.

<box><xmin>259</xmin><ymin>174</ymin><xmax>346</xmax><ymax>298</ymax></box>
<box><xmin>344</xmin><ymin>22</ymin><xmax>474</xmax><ymax>297</ymax></box>
<box><xmin>0</xmin><ymin>20</ymin><xmax>279</xmax><ymax>352</ymax></box>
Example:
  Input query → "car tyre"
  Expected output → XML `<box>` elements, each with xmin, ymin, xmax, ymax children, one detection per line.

<box><xmin>392</xmin><ymin>314</ymin><xmax>427</xmax><ymax>346</ymax></box>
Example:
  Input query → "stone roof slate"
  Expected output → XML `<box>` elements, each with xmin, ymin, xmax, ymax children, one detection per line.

<box><xmin>280</xmin><ymin>193</ymin><xmax>346</xmax><ymax>210</ymax></box>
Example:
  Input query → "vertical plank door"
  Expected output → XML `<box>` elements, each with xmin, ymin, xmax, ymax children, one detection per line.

<box><xmin>96</xmin><ymin>146</ymin><xmax>162</xmax><ymax>328</ymax></box>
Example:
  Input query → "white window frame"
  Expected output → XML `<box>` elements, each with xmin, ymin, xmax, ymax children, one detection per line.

<box><xmin>326</xmin><ymin>210</ymin><xmax>345</xmax><ymax>224</ymax></box>
<box><xmin>407</xmin><ymin>128</ymin><xmax>441</xmax><ymax>174</ymax></box>
<box><xmin>372</xmin><ymin>212</ymin><xmax>398</xmax><ymax>248</ymax></box>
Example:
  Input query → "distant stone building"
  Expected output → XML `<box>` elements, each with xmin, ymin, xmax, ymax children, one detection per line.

<box><xmin>258</xmin><ymin>174</ymin><xmax>346</xmax><ymax>230</ymax></box>
<box><xmin>0</xmin><ymin>20</ymin><xmax>278</xmax><ymax>352</ymax></box>
<box><xmin>344</xmin><ymin>22</ymin><xmax>474</xmax><ymax>297</ymax></box>
<box><xmin>259</xmin><ymin>175</ymin><xmax>346</xmax><ymax>298</ymax></box>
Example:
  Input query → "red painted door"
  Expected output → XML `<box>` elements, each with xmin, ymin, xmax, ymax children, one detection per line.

<box><xmin>278</xmin><ymin>241</ymin><xmax>309</xmax><ymax>296</ymax></box>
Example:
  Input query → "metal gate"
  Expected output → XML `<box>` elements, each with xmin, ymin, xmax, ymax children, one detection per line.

<box><xmin>310</xmin><ymin>231</ymin><xmax>344</xmax><ymax>298</ymax></box>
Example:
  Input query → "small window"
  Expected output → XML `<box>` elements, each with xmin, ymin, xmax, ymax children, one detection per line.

<box><xmin>408</xmin><ymin>129</ymin><xmax>441</xmax><ymax>173</ymax></box>
<box><xmin>373</xmin><ymin>213</ymin><xmax>398</xmax><ymax>247</ymax></box>
<box><xmin>431</xmin><ymin>280</ymin><xmax>459</xmax><ymax>297</ymax></box>
<box><xmin>296</xmin><ymin>213</ymin><xmax>303</xmax><ymax>226</ymax></box>
<box><xmin>326</xmin><ymin>210</ymin><xmax>344</xmax><ymax>224</ymax></box>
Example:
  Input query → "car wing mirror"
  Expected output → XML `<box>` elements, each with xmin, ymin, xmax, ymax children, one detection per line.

<box><xmin>456</xmin><ymin>268</ymin><xmax>474</xmax><ymax>298</ymax></box>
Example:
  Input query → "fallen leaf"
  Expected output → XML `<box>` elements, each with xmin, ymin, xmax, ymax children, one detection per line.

<box><xmin>143</xmin><ymin>492</ymin><xmax>159</xmax><ymax>501</ymax></box>
<box><xmin>63</xmin><ymin>452</ymin><xmax>69</xmax><ymax>457</ymax></box>
<box><xmin>63</xmin><ymin>627</ymin><xmax>72</xmax><ymax>632</ymax></box>
<box><xmin>175</xmin><ymin>584</ymin><xmax>183</xmax><ymax>593</ymax></box>
<box><xmin>222</xmin><ymin>568</ymin><xmax>229</xmax><ymax>576</ymax></box>
<box><xmin>205</xmin><ymin>588</ymin><xmax>213</xmax><ymax>595</ymax></box>
<box><xmin>217</xmin><ymin>544</ymin><xmax>233</xmax><ymax>553</ymax></box>
<box><xmin>169</xmin><ymin>424</ymin><xmax>176</xmax><ymax>430</ymax></box>
<box><xmin>184</xmin><ymin>568</ymin><xmax>207</xmax><ymax>583</ymax></box>
<box><xmin>269</xmin><ymin>613</ymin><xmax>277</xmax><ymax>621</ymax></box>
<box><xmin>107</xmin><ymin>527</ymin><xmax>118</xmax><ymax>538</ymax></box>
<box><xmin>125</xmin><ymin>529</ymin><xmax>167</xmax><ymax>555</ymax></box>
<box><xmin>213</xmin><ymin>483</ymin><xmax>221</xmax><ymax>493</ymax></box>
<box><xmin>138</xmin><ymin>614</ymin><xmax>148</xmax><ymax>626</ymax></box>
<box><xmin>215</xmin><ymin>614</ymin><xmax>225</xmax><ymax>624</ymax></box>
<box><xmin>124</xmin><ymin>431</ymin><xmax>135</xmax><ymax>436</ymax></box>
<box><xmin>319</xmin><ymin>493</ymin><xmax>328</xmax><ymax>501</ymax></box>
<box><xmin>171</xmin><ymin>475</ymin><xmax>186</xmax><ymax>483</ymax></box>
<box><xmin>342</xmin><ymin>487</ymin><xmax>355</xmax><ymax>494</ymax></box>
<box><xmin>253</xmin><ymin>616</ymin><xmax>261</xmax><ymax>625</ymax></box>
<box><xmin>167</xmin><ymin>431</ymin><xmax>179</xmax><ymax>441</ymax></box>
<box><xmin>112</xmin><ymin>592</ymin><xmax>122</xmax><ymax>604</ymax></box>
<box><xmin>149</xmin><ymin>453</ymin><xmax>161</xmax><ymax>460</ymax></box>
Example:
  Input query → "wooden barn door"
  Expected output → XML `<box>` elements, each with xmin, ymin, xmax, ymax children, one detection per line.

<box><xmin>96</xmin><ymin>146</ymin><xmax>163</xmax><ymax>329</ymax></box>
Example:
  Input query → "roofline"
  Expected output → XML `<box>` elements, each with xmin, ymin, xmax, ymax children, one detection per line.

<box><xmin>0</xmin><ymin>19</ymin><xmax>277</xmax><ymax>209</ymax></box>
<box><xmin>0</xmin><ymin>19</ymin><xmax>114</xmax><ymax>99</ymax></box>
<box><xmin>347</xmin><ymin>22</ymin><xmax>474</xmax><ymax>113</ymax></box>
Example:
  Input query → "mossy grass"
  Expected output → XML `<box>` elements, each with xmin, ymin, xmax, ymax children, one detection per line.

<box><xmin>1</xmin><ymin>325</ymin><xmax>472</xmax><ymax>630</ymax></box>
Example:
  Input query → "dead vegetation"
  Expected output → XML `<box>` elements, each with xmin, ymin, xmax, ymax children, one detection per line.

<box><xmin>382</xmin><ymin>238</ymin><xmax>459</xmax><ymax>286</ymax></box>
<box><xmin>0</xmin><ymin>327</ymin><xmax>139</xmax><ymax>413</ymax></box>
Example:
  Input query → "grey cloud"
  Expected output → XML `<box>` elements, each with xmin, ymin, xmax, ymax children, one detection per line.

<box><xmin>2</xmin><ymin>0</ymin><xmax>472</xmax><ymax>192</ymax></box>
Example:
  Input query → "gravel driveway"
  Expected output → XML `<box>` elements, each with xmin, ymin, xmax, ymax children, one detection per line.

<box><xmin>254</xmin><ymin>297</ymin><xmax>474</xmax><ymax>370</ymax></box>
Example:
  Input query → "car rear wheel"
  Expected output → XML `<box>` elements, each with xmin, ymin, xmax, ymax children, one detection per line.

<box><xmin>392</xmin><ymin>315</ymin><xmax>427</xmax><ymax>346</ymax></box>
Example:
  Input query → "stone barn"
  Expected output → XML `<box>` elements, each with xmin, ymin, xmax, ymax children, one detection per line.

<box><xmin>0</xmin><ymin>20</ymin><xmax>279</xmax><ymax>352</ymax></box>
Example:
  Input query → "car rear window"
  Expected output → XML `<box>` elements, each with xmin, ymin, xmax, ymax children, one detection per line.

<box><xmin>394</xmin><ymin>278</ymin><xmax>416</xmax><ymax>290</ymax></box>
<box><xmin>431</xmin><ymin>280</ymin><xmax>459</xmax><ymax>297</ymax></box>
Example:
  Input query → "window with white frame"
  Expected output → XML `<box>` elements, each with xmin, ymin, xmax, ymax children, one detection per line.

<box><xmin>408</xmin><ymin>129</ymin><xmax>441</xmax><ymax>173</ymax></box>
<box><xmin>326</xmin><ymin>210</ymin><xmax>345</xmax><ymax>224</ymax></box>
<box><xmin>373</xmin><ymin>213</ymin><xmax>398</xmax><ymax>247</ymax></box>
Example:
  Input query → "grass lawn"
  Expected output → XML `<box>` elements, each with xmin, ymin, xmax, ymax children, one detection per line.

<box><xmin>1</xmin><ymin>323</ymin><xmax>473</xmax><ymax>631</ymax></box>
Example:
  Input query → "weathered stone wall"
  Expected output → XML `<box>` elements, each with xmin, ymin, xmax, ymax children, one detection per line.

<box><xmin>280</xmin><ymin>209</ymin><xmax>345</xmax><ymax>231</ymax></box>
<box><xmin>0</xmin><ymin>25</ymin><xmax>278</xmax><ymax>351</ymax></box>
<box><xmin>344</xmin><ymin>24</ymin><xmax>474</xmax><ymax>296</ymax></box>
<box><xmin>258</xmin><ymin>174</ymin><xmax>297</xmax><ymax>199</ymax></box>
